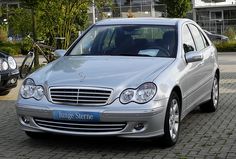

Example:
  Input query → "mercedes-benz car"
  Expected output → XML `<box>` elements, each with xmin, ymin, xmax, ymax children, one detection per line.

<box><xmin>204</xmin><ymin>29</ymin><xmax>229</xmax><ymax>42</ymax></box>
<box><xmin>0</xmin><ymin>51</ymin><xmax>19</xmax><ymax>95</ymax></box>
<box><xmin>16</xmin><ymin>18</ymin><xmax>219</xmax><ymax>147</ymax></box>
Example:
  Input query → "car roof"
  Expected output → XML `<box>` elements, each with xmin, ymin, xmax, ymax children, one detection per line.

<box><xmin>96</xmin><ymin>18</ymin><xmax>191</xmax><ymax>26</ymax></box>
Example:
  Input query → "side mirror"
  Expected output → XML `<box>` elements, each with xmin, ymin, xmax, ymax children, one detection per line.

<box><xmin>185</xmin><ymin>51</ymin><xmax>203</xmax><ymax>63</ymax></box>
<box><xmin>54</xmin><ymin>49</ymin><xmax>66</xmax><ymax>57</ymax></box>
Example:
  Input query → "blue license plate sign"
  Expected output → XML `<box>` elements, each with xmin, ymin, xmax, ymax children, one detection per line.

<box><xmin>53</xmin><ymin>110</ymin><xmax>100</xmax><ymax>122</ymax></box>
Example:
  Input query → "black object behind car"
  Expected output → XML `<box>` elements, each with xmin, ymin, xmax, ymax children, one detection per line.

<box><xmin>204</xmin><ymin>30</ymin><xmax>229</xmax><ymax>42</ymax></box>
<box><xmin>0</xmin><ymin>52</ymin><xmax>19</xmax><ymax>95</ymax></box>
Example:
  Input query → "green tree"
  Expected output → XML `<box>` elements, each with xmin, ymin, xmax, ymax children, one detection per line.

<box><xmin>9</xmin><ymin>0</ymin><xmax>112</xmax><ymax>68</ymax></box>
<box><xmin>8</xmin><ymin>8</ymin><xmax>32</xmax><ymax>36</ymax></box>
<box><xmin>161</xmin><ymin>0</ymin><xmax>191</xmax><ymax>18</ymax></box>
<box><xmin>0</xmin><ymin>26</ymin><xmax>7</xmax><ymax>42</ymax></box>
<box><xmin>20</xmin><ymin>0</ymin><xmax>41</xmax><ymax>68</ymax></box>
<box><xmin>38</xmin><ymin>0</ymin><xmax>90</xmax><ymax>48</ymax></box>
<box><xmin>94</xmin><ymin>0</ymin><xmax>113</xmax><ymax>19</ymax></box>
<box><xmin>224</xmin><ymin>27</ymin><xmax>236</xmax><ymax>41</ymax></box>
<box><xmin>38</xmin><ymin>0</ymin><xmax>112</xmax><ymax>48</ymax></box>
<box><xmin>112</xmin><ymin>0</ymin><xmax>121</xmax><ymax>18</ymax></box>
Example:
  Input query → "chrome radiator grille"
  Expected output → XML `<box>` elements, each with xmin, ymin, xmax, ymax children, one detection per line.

<box><xmin>34</xmin><ymin>118</ymin><xmax>126</xmax><ymax>132</ymax></box>
<box><xmin>49</xmin><ymin>87</ymin><xmax>112</xmax><ymax>106</ymax></box>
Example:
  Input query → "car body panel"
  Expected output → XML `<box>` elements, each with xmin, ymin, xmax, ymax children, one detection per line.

<box><xmin>96</xmin><ymin>18</ymin><xmax>179</xmax><ymax>26</ymax></box>
<box><xmin>204</xmin><ymin>29</ymin><xmax>229</xmax><ymax>42</ymax></box>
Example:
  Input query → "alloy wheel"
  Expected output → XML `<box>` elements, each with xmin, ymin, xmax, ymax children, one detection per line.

<box><xmin>212</xmin><ymin>77</ymin><xmax>219</xmax><ymax>108</ymax></box>
<box><xmin>169</xmin><ymin>98</ymin><xmax>179</xmax><ymax>141</ymax></box>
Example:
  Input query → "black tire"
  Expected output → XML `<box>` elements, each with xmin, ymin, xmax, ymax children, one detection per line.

<box><xmin>20</xmin><ymin>52</ymin><xmax>34</xmax><ymax>79</ymax></box>
<box><xmin>161</xmin><ymin>91</ymin><xmax>181</xmax><ymax>147</ymax></box>
<box><xmin>0</xmin><ymin>90</ymin><xmax>10</xmax><ymax>96</ymax></box>
<box><xmin>200</xmin><ymin>74</ymin><xmax>219</xmax><ymax>112</ymax></box>
<box><xmin>25</xmin><ymin>131</ymin><xmax>44</xmax><ymax>139</ymax></box>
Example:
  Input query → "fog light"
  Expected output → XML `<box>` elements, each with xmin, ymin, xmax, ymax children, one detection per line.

<box><xmin>134</xmin><ymin>123</ymin><xmax>144</xmax><ymax>131</ymax></box>
<box><xmin>22</xmin><ymin>116</ymin><xmax>30</xmax><ymax>124</ymax></box>
<box><xmin>7</xmin><ymin>78</ymin><xmax>17</xmax><ymax>85</ymax></box>
<box><xmin>10</xmin><ymin>78</ymin><xmax>17</xmax><ymax>84</ymax></box>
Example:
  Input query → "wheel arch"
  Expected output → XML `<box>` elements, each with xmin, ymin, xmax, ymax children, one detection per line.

<box><xmin>171</xmin><ymin>85</ymin><xmax>182</xmax><ymax>114</ymax></box>
<box><xmin>215</xmin><ymin>68</ymin><xmax>220</xmax><ymax>80</ymax></box>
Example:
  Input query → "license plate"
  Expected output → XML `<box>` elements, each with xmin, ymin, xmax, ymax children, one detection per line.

<box><xmin>53</xmin><ymin>110</ymin><xmax>100</xmax><ymax>122</ymax></box>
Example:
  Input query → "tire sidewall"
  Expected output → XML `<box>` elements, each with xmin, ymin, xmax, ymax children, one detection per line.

<box><xmin>163</xmin><ymin>91</ymin><xmax>181</xmax><ymax>145</ymax></box>
<box><xmin>211</xmin><ymin>74</ymin><xmax>219</xmax><ymax>110</ymax></box>
<box><xmin>20</xmin><ymin>53</ymin><xmax>34</xmax><ymax>79</ymax></box>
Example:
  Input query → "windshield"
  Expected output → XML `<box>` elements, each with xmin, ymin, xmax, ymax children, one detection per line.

<box><xmin>68</xmin><ymin>25</ymin><xmax>177</xmax><ymax>58</ymax></box>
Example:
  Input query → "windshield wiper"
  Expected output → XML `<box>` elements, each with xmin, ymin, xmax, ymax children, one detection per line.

<box><xmin>117</xmin><ymin>53</ymin><xmax>152</xmax><ymax>57</ymax></box>
<box><xmin>77</xmin><ymin>53</ymin><xmax>112</xmax><ymax>56</ymax></box>
<box><xmin>77</xmin><ymin>53</ymin><xmax>96</xmax><ymax>56</ymax></box>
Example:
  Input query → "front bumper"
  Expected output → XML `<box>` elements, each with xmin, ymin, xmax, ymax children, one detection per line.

<box><xmin>0</xmin><ymin>69</ymin><xmax>19</xmax><ymax>90</ymax></box>
<box><xmin>16</xmin><ymin>98</ymin><xmax>168</xmax><ymax>138</ymax></box>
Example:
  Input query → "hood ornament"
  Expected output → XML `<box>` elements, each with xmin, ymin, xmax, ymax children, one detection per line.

<box><xmin>78</xmin><ymin>72</ymin><xmax>86</xmax><ymax>82</ymax></box>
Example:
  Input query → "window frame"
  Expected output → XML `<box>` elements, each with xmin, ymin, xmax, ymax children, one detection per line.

<box><xmin>199</xmin><ymin>29</ymin><xmax>210</xmax><ymax>48</ymax></box>
<box><xmin>66</xmin><ymin>24</ymin><xmax>179</xmax><ymax>58</ymax></box>
<box><xmin>187</xmin><ymin>24</ymin><xmax>206</xmax><ymax>52</ymax></box>
<box><xmin>182</xmin><ymin>24</ymin><xmax>197</xmax><ymax>54</ymax></box>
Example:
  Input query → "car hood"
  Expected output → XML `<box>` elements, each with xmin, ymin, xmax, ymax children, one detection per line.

<box><xmin>31</xmin><ymin>56</ymin><xmax>174</xmax><ymax>89</ymax></box>
<box><xmin>0</xmin><ymin>51</ymin><xmax>8</xmax><ymax>59</ymax></box>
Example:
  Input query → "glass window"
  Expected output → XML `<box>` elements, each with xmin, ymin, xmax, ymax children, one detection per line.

<box><xmin>188</xmin><ymin>24</ymin><xmax>205</xmax><ymax>51</ymax></box>
<box><xmin>69</xmin><ymin>25</ymin><xmax>177</xmax><ymax>58</ymax></box>
<box><xmin>199</xmin><ymin>31</ymin><xmax>209</xmax><ymax>47</ymax></box>
<box><xmin>224</xmin><ymin>10</ymin><xmax>236</xmax><ymax>20</ymax></box>
<box><xmin>210</xmin><ymin>11</ymin><xmax>223</xmax><ymax>20</ymax></box>
<box><xmin>196</xmin><ymin>11</ymin><xmax>210</xmax><ymax>21</ymax></box>
<box><xmin>182</xmin><ymin>25</ymin><xmax>196</xmax><ymax>53</ymax></box>
<box><xmin>102</xmin><ymin>28</ymin><xmax>116</xmax><ymax>50</ymax></box>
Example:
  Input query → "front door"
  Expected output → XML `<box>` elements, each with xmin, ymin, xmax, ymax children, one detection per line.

<box><xmin>187</xmin><ymin>24</ymin><xmax>214</xmax><ymax>106</ymax></box>
<box><xmin>181</xmin><ymin>24</ymin><xmax>204</xmax><ymax>112</ymax></box>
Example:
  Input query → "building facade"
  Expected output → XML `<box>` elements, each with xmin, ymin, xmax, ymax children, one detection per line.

<box><xmin>192</xmin><ymin>0</ymin><xmax>236</xmax><ymax>34</ymax></box>
<box><xmin>0</xmin><ymin>0</ymin><xmax>20</xmax><ymax>24</ymax></box>
<box><xmin>88</xmin><ymin>0</ymin><xmax>166</xmax><ymax>23</ymax></box>
<box><xmin>0</xmin><ymin>0</ymin><xmax>20</xmax><ymax>10</ymax></box>
<box><xmin>107</xmin><ymin>0</ymin><xmax>166</xmax><ymax>18</ymax></box>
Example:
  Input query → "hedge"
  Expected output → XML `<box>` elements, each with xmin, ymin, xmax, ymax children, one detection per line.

<box><xmin>0</xmin><ymin>41</ymin><xmax>24</xmax><ymax>56</ymax></box>
<box><xmin>214</xmin><ymin>41</ymin><xmax>236</xmax><ymax>52</ymax></box>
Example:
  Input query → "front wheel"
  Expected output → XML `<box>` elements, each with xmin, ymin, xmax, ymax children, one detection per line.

<box><xmin>162</xmin><ymin>91</ymin><xmax>180</xmax><ymax>147</ymax></box>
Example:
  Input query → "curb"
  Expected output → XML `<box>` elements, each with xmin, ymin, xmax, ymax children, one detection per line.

<box><xmin>218</xmin><ymin>52</ymin><xmax>236</xmax><ymax>55</ymax></box>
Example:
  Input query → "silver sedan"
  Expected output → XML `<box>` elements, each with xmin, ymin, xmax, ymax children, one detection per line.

<box><xmin>16</xmin><ymin>18</ymin><xmax>219</xmax><ymax>147</ymax></box>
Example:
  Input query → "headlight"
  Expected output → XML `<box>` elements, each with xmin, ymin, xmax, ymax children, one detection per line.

<box><xmin>120</xmin><ymin>82</ymin><xmax>157</xmax><ymax>104</ymax></box>
<box><xmin>136</xmin><ymin>83</ymin><xmax>157</xmax><ymax>103</ymax></box>
<box><xmin>120</xmin><ymin>89</ymin><xmax>135</xmax><ymax>104</ymax></box>
<box><xmin>8</xmin><ymin>56</ymin><xmax>17</xmax><ymax>69</ymax></box>
<box><xmin>2</xmin><ymin>61</ymin><xmax>8</xmax><ymax>71</ymax></box>
<box><xmin>20</xmin><ymin>78</ymin><xmax>44</xmax><ymax>100</ymax></box>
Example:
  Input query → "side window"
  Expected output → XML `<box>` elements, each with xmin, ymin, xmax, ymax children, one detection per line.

<box><xmin>182</xmin><ymin>25</ymin><xmax>196</xmax><ymax>53</ymax></box>
<box><xmin>188</xmin><ymin>24</ymin><xmax>205</xmax><ymax>51</ymax></box>
<box><xmin>199</xmin><ymin>31</ymin><xmax>209</xmax><ymax>47</ymax></box>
